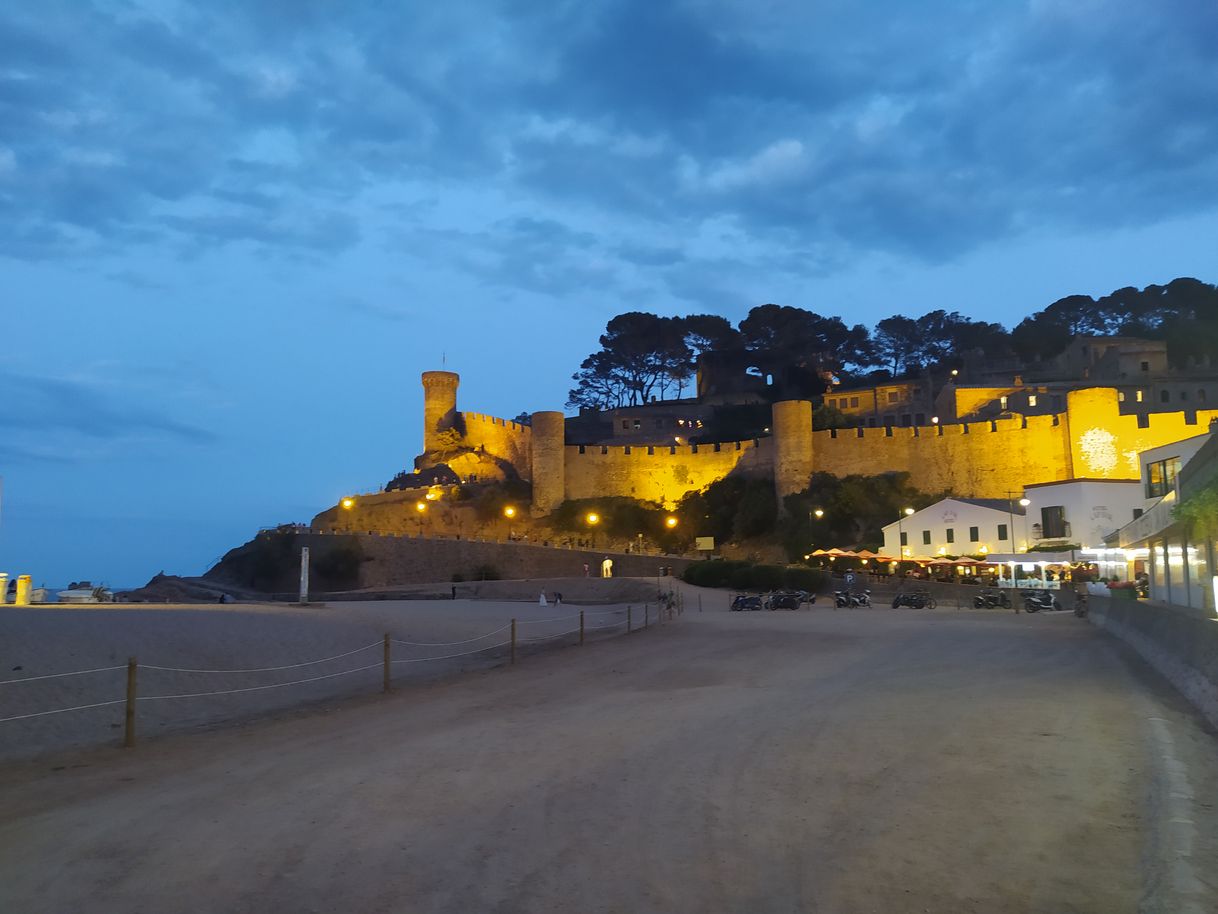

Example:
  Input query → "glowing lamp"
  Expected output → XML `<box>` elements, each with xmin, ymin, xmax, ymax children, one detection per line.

<box><xmin>665</xmin><ymin>516</ymin><xmax>678</xmax><ymax>528</ymax></box>
<box><xmin>586</xmin><ymin>512</ymin><xmax>600</xmax><ymax>526</ymax></box>
<box><xmin>503</xmin><ymin>506</ymin><xmax>516</xmax><ymax>518</ymax></box>
<box><xmin>341</xmin><ymin>497</ymin><xmax>355</xmax><ymax>510</ymax></box>
<box><xmin>415</xmin><ymin>501</ymin><xmax>427</xmax><ymax>513</ymax></box>
<box><xmin>814</xmin><ymin>508</ymin><xmax>824</xmax><ymax>518</ymax></box>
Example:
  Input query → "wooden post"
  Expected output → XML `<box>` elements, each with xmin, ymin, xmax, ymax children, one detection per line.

<box><xmin>124</xmin><ymin>657</ymin><xmax>137</xmax><ymax>749</ymax></box>
<box><xmin>510</xmin><ymin>618</ymin><xmax>517</xmax><ymax>665</ymax></box>
<box><xmin>383</xmin><ymin>633</ymin><xmax>391</xmax><ymax>693</ymax></box>
<box><xmin>644</xmin><ymin>604</ymin><xmax>649</xmax><ymax>628</ymax></box>
<box><xmin>579</xmin><ymin>610</ymin><xmax>585</xmax><ymax>646</ymax></box>
<box><xmin>698</xmin><ymin>593</ymin><xmax>703</xmax><ymax>613</ymax></box>
<box><xmin>627</xmin><ymin>605</ymin><xmax>632</xmax><ymax>633</ymax></box>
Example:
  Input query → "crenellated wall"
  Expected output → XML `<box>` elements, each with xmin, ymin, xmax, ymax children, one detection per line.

<box><xmin>562</xmin><ymin>438</ymin><xmax>771</xmax><ymax>506</ymax></box>
<box><xmin>458</xmin><ymin>411</ymin><xmax>533</xmax><ymax>477</ymax></box>
<box><xmin>416</xmin><ymin>370</ymin><xmax>1218</xmax><ymax>512</ymax></box>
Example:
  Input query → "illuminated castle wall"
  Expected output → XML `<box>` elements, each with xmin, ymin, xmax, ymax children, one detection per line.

<box><xmin>419</xmin><ymin>372</ymin><xmax>1218</xmax><ymax>508</ymax></box>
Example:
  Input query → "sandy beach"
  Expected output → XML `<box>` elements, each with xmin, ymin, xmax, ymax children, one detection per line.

<box><xmin>0</xmin><ymin>577</ymin><xmax>682</xmax><ymax>761</ymax></box>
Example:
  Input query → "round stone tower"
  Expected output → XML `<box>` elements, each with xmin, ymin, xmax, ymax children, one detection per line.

<box><xmin>421</xmin><ymin>370</ymin><xmax>460</xmax><ymax>453</ymax></box>
<box><xmin>771</xmin><ymin>399</ymin><xmax>815</xmax><ymax>505</ymax></box>
<box><xmin>530</xmin><ymin>410</ymin><xmax>566</xmax><ymax>515</ymax></box>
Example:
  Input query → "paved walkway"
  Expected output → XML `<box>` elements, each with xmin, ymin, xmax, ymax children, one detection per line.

<box><xmin>1</xmin><ymin>605</ymin><xmax>1214</xmax><ymax>913</ymax></box>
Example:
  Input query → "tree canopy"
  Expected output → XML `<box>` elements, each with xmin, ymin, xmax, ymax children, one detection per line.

<box><xmin>566</xmin><ymin>278</ymin><xmax>1218</xmax><ymax>409</ymax></box>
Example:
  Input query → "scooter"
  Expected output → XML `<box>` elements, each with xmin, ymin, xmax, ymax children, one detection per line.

<box><xmin>1022</xmin><ymin>591</ymin><xmax>1061</xmax><ymax>613</ymax></box>
<box><xmin>973</xmin><ymin>589</ymin><xmax>1011</xmax><ymax>609</ymax></box>
<box><xmin>835</xmin><ymin>589</ymin><xmax>871</xmax><ymax>608</ymax></box>
<box><xmin>893</xmin><ymin>590</ymin><xmax>936</xmax><ymax>609</ymax></box>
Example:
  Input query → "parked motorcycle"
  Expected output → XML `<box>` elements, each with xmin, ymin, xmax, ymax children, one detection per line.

<box><xmin>892</xmin><ymin>589</ymin><xmax>936</xmax><ymax>609</ymax></box>
<box><xmin>731</xmin><ymin>594</ymin><xmax>764</xmax><ymax>611</ymax></box>
<box><xmin>765</xmin><ymin>591</ymin><xmax>805</xmax><ymax>610</ymax></box>
<box><xmin>972</xmin><ymin>589</ymin><xmax>1012</xmax><ymax>609</ymax></box>
<box><xmin>834</xmin><ymin>589</ymin><xmax>871</xmax><ymax>608</ymax></box>
<box><xmin>1022</xmin><ymin>590</ymin><xmax>1061</xmax><ymax>613</ymax></box>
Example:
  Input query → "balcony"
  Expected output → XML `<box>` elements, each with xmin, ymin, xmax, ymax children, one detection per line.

<box><xmin>1030</xmin><ymin>521</ymin><xmax>1071</xmax><ymax>541</ymax></box>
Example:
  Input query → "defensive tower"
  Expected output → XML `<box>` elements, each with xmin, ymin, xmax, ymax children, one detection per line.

<box><xmin>421</xmin><ymin>370</ymin><xmax>460</xmax><ymax>454</ymax></box>
<box><xmin>530</xmin><ymin>411</ymin><xmax>566</xmax><ymax>515</ymax></box>
<box><xmin>772</xmin><ymin>399</ymin><xmax>815</xmax><ymax>504</ymax></box>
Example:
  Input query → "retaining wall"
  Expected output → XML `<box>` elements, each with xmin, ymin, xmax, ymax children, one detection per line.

<box><xmin>211</xmin><ymin>532</ymin><xmax>693</xmax><ymax>593</ymax></box>
<box><xmin>1089</xmin><ymin>595</ymin><xmax>1218</xmax><ymax>728</ymax></box>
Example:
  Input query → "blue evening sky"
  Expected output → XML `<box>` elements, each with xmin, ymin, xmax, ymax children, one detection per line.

<box><xmin>2</xmin><ymin>0</ymin><xmax>1216</xmax><ymax>587</ymax></box>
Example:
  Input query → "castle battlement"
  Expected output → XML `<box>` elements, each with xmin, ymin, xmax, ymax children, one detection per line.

<box><xmin>417</xmin><ymin>370</ymin><xmax>1218</xmax><ymax>511</ymax></box>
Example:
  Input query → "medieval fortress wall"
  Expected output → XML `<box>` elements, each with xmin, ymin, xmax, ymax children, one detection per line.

<box><xmin>421</xmin><ymin>372</ymin><xmax>1218</xmax><ymax>508</ymax></box>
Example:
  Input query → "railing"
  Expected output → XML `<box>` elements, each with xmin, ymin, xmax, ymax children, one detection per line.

<box><xmin>0</xmin><ymin>600</ymin><xmax>684</xmax><ymax>753</ymax></box>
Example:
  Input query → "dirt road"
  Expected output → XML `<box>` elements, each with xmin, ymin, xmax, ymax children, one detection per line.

<box><xmin>2</xmin><ymin>605</ymin><xmax>1215</xmax><ymax>913</ymax></box>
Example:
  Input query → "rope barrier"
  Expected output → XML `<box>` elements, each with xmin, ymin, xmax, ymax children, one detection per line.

<box><xmin>521</xmin><ymin>628</ymin><xmax>581</xmax><ymax>643</ymax></box>
<box><xmin>392</xmin><ymin>623</ymin><xmax>512</xmax><ymax>647</ymax></box>
<box><xmin>0</xmin><ymin>698</ymin><xmax>127</xmax><ymax>724</ymax></box>
<box><xmin>390</xmin><ymin>641</ymin><xmax>511</xmax><ymax>664</ymax></box>
<box><xmin>141</xmin><ymin>642</ymin><xmax>383</xmax><ymax>674</ymax></box>
<box><xmin>515</xmin><ymin>614</ymin><xmax>580</xmax><ymax>625</ymax></box>
<box><xmin>0</xmin><ymin>665</ymin><xmax>127</xmax><ymax>685</ymax></box>
<box><xmin>137</xmin><ymin>663</ymin><xmax>384</xmax><ymax>701</ymax></box>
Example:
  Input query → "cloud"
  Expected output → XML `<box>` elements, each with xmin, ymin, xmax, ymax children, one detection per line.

<box><xmin>0</xmin><ymin>369</ymin><xmax>217</xmax><ymax>463</ymax></box>
<box><xmin>0</xmin><ymin>0</ymin><xmax>1214</xmax><ymax>271</ymax></box>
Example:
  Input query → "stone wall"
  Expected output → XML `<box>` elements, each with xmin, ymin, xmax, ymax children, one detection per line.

<box><xmin>562</xmin><ymin>437</ymin><xmax>772</xmax><ymax>507</ymax></box>
<box><xmin>459</xmin><ymin>411</ymin><xmax>533</xmax><ymax>476</ymax></box>
<box><xmin>234</xmin><ymin>532</ymin><xmax>693</xmax><ymax>592</ymax></box>
<box><xmin>1089</xmin><ymin>595</ymin><xmax>1218</xmax><ymax>728</ymax></box>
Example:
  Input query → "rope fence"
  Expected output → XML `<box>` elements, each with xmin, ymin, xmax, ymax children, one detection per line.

<box><xmin>1</xmin><ymin>602</ymin><xmax>677</xmax><ymax>748</ymax></box>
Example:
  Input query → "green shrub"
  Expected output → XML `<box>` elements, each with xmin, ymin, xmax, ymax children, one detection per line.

<box><xmin>682</xmin><ymin>560</ymin><xmax>825</xmax><ymax>593</ymax></box>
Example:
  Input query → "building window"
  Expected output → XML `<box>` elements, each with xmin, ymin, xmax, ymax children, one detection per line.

<box><xmin>621</xmin><ymin>420</ymin><xmax>630</xmax><ymax>430</ymax></box>
<box><xmin>884</xmin><ymin>414</ymin><xmax>895</xmax><ymax>425</ymax></box>
<box><xmin>1133</xmin><ymin>507</ymin><xmax>1144</xmax><ymax>519</ymax></box>
<box><xmin>1146</xmin><ymin>457</ymin><xmax>1181</xmax><ymax>498</ymax></box>
<box><xmin>850</xmin><ymin>396</ymin><xmax>859</xmax><ymax>407</ymax></box>
<box><xmin>1160</xmin><ymin>389</ymin><xmax>1170</xmax><ymax>403</ymax></box>
<box><xmin>969</xmin><ymin>526</ymin><xmax>979</xmax><ymax>542</ymax></box>
<box><xmin>633</xmin><ymin>419</ymin><xmax>641</xmax><ymax>429</ymax></box>
<box><xmin>1000</xmin><ymin>396</ymin><xmax>1008</xmax><ymax>409</ymax></box>
<box><xmin>1028</xmin><ymin>395</ymin><xmax>1038</xmax><ymax>407</ymax></box>
<box><xmin>1041</xmin><ymin>506</ymin><xmax>1067</xmax><ymax>539</ymax></box>
<box><xmin>945</xmin><ymin>528</ymin><xmax>955</xmax><ymax>544</ymax></box>
<box><xmin>1180</xmin><ymin>390</ymin><xmax>1188</xmax><ymax>401</ymax></box>
<box><xmin>1136</xmin><ymin>390</ymin><xmax>1144</xmax><ymax>402</ymax></box>
<box><xmin>915</xmin><ymin>413</ymin><xmax>925</xmax><ymax>424</ymax></box>
<box><xmin>922</xmin><ymin>530</ymin><xmax>931</xmax><ymax>545</ymax></box>
<box><xmin>997</xmin><ymin>523</ymin><xmax>1008</xmax><ymax>541</ymax></box>
<box><xmin>901</xmin><ymin>414</ymin><xmax>912</xmax><ymax>426</ymax></box>
<box><xmin>900</xmin><ymin>532</ymin><xmax>908</xmax><ymax>546</ymax></box>
<box><xmin>888</xmin><ymin>391</ymin><xmax>899</xmax><ymax>403</ymax></box>
<box><xmin>1141</xmin><ymin>361</ymin><xmax>1150</xmax><ymax>371</ymax></box>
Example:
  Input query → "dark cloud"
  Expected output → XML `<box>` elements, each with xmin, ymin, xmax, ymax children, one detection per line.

<box><xmin>0</xmin><ymin>369</ymin><xmax>217</xmax><ymax>446</ymax></box>
<box><xmin>0</xmin><ymin>0</ymin><xmax>1214</xmax><ymax>269</ymax></box>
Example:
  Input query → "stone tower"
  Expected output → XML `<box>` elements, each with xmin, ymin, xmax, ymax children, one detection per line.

<box><xmin>772</xmin><ymin>399</ymin><xmax>815</xmax><ymax>505</ymax></box>
<box><xmin>1064</xmin><ymin>387</ymin><xmax>1124</xmax><ymax>479</ymax></box>
<box><xmin>421</xmin><ymin>370</ymin><xmax>460</xmax><ymax>453</ymax></box>
<box><xmin>530</xmin><ymin>410</ymin><xmax>565</xmax><ymax>515</ymax></box>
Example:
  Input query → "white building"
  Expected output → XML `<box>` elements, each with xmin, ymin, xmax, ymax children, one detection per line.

<box><xmin>1020</xmin><ymin>479</ymin><xmax>1148</xmax><ymax>551</ymax></box>
<box><xmin>1106</xmin><ymin>429</ymin><xmax>1216</xmax><ymax>608</ymax></box>
<box><xmin>881</xmin><ymin>498</ymin><xmax>1026</xmax><ymax>559</ymax></box>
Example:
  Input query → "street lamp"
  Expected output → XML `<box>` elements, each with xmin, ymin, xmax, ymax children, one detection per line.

<box><xmin>503</xmin><ymin>505</ymin><xmax>516</xmax><ymax>540</ymax></box>
<box><xmin>665</xmin><ymin>515</ymin><xmax>678</xmax><ymax>529</ymax></box>
<box><xmin>341</xmin><ymin>497</ymin><xmax>355</xmax><ymax>510</ymax></box>
<box><xmin>585</xmin><ymin>511</ymin><xmax>600</xmax><ymax>548</ymax></box>
<box><xmin>897</xmin><ymin>507</ymin><xmax>914</xmax><ymax>560</ymax></box>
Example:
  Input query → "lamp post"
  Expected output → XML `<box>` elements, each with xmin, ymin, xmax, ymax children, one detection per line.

<box><xmin>415</xmin><ymin>500</ymin><xmax>427</xmax><ymax>536</ymax></box>
<box><xmin>1006</xmin><ymin>491</ymin><xmax>1031</xmax><ymax>553</ymax></box>
<box><xmin>585</xmin><ymin>511</ymin><xmax>600</xmax><ymax>548</ymax></box>
<box><xmin>896</xmin><ymin>507</ymin><xmax>914</xmax><ymax>567</ymax></box>
<box><xmin>503</xmin><ymin>505</ymin><xmax>516</xmax><ymax>541</ymax></box>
